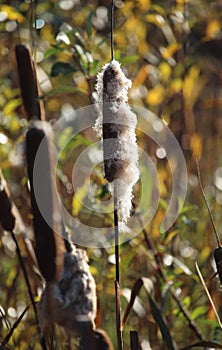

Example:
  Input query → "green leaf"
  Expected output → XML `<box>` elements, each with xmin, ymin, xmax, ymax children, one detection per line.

<box><xmin>44</xmin><ymin>46</ymin><xmax>63</xmax><ymax>59</ymax></box>
<box><xmin>190</xmin><ymin>305</ymin><xmax>208</xmax><ymax>320</ymax></box>
<box><xmin>121</xmin><ymin>55</ymin><xmax>139</xmax><ymax>66</ymax></box>
<box><xmin>86</xmin><ymin>9</ymin><xmax>94</xmax><ymax>40</ymax></box>
<box><xmin>51</xmin><ymin>61</ymin><xmax>77</xmax><ymax>77</ymax></box>
<box><xmin>90</xmin><ymin>59</ymin><xmax>100</xmax><ymax>75</ymax></box>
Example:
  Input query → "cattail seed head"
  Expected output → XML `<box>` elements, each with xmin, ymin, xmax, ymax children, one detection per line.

<box><xmin>38</xmin><ymin>243</ymin><xmax>97</xmax><ymax>333</ymax></box>
<box><xmin>94</xmin><ymin>60</ymin><xmax>139</xmax><ymax>223</ymax></box>
<box><xmin>0</xmin><ymin>169</ymin><xmax>15</xmax><ymax>231</ymax></box>
<box><xmin>26</xmin><ymin>121</ymin><xmax>65</xmax><ymax>281</ymax></box>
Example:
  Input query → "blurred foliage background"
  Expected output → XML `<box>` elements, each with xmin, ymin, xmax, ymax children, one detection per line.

<box><xmin>1</xmin><ymin>0</ymin><xmax>222</xmax><ymax>349</ymax></box>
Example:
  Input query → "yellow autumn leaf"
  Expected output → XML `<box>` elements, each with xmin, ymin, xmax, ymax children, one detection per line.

<box><xmin>183</xmin><ymin>65</ymin><xmax>200</xmax><ymax>102</ymax></box>
<box><xmin>72</xmin><ymin>183</ymin><xmax>88</xmax><ymax>217</ymax></box>
<box><xmin>0</xmin><ymin>5</ymin><xmax>25</xmax><ymax>23</ymax></box>
<box><xmin>169</xmin><ymin>78</ymin><xmax>183</xmax><ymax>96</ymax></box>
<box><xmin>161</xmin><ymin>42</ymin><xmax>181</xmax><ymax>60</ymax></box>
<box><xmin>183</xmin><ymin>65</ymin><xmax>207</xmax><ymax>108</ymax></box>
<box><xmin>132</xmin><ymin>65</ymin><xmax>149</xmax><ymax>88</ymax></box>
<box><xmin>3</xmin><ymin>98</ymin><xmax>22</xmax><ymax>115</ymax></box>
<box><xmin>205</xmin><ymin>19</ymin><xmax>221</xmax><ymax>39</ymax></box>
<box><xmin>146</xmin><ymin>85</ymin><xmax>165</xmax><ymax>105</ymax></box>
<box><xmin>146</xmin><ymin>14</ymin><xmax>165</xmax><ymax>27</ymax></box>
<box><xmin>137</xmin><ymin>0</ymin><xmax>151</xmax><ymax>11</ymax></box>
<box><xmin>159</xmin><ymin>62</ymin><xmax>172</xmax><ymax>82</ymax></box>
<box><xmin>190</xmin><ymin>133</ymin><xmax>202</xmax><ymax>160</ymax></box>
<box><xmin>176</xmin><ymin>0</ymin><xmax>188</xmax><ymax>4</ymax></box>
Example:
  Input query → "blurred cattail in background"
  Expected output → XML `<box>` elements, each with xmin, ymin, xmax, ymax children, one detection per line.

<box><xmin>94</xmin><ymin>59</ymin><xmax>139</xmax><ymax>223</ymax></box>
<box><xmin>0</xmin><ymin>169</ymin><xmax>15</xmax><ymax>232</ymax></box>
<box><xmin>15</xmin><ymin>44</ymin><xmax>45</xmax><ymax>121</ymax></box>
<box><xmin>26</xmin><ymin>121</ymin><xmax>65</xmax><ymax>282</ymax></box>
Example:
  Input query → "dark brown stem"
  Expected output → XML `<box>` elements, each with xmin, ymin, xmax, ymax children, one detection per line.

<box><xmin>130</xmin><ymin>331</ymin><xmax>139</xmax><ymax>350</ymax></box>
<box><xmin>10</xmin><ymin>230</ymin><xmax>47</xmax><ymax>350</ymax></box>
<box><xmin>114</xmin><ymin>194</ymin><xmax>123</xmax><ymax>350</ymax></box>
<box><xmin>111</xmin><ymin>0</ymin><xmax>115</xmax><ymax>60</ymax></box>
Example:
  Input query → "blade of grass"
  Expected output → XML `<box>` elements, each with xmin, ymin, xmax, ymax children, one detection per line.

<box><xmin>195</xmin><ymin>262</ymin><xmax>222</xmax><ymax>329</ymax></box>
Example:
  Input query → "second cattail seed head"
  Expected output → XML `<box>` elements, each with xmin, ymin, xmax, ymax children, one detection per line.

<box><xmin>94</xmin><ymin>60</ymin><xmax>139</xmax><ymax>223</ymax></box>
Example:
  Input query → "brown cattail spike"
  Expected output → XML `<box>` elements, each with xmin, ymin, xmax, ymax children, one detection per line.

<box><xmin>26</xmin><ymin>121</ymin><xmax>65</xmax><ymax>281</ymax></box>
<box><xmin>15</xmin><ymin>44</ymin><xmax>45</xmax><ymax>121</ymax></box>
<box><xmin>0</xmin><ymin>169</ymin><xmax>15</xmax><ymax>231</ymax></box>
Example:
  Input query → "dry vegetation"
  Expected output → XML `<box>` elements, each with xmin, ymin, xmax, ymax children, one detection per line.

<box><xmin>1</xmin><ymin>0</ymin><xmax>222</xmax><ymax>349</ymax></box>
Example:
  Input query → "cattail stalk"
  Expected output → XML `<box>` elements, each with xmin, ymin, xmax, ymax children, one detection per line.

<box><xmin>95</xmin><ymin>60</ymin><xmax>139</xmax><ymax>350</ymax></box>
<box><xmin>15</xmin><ymin>44</ymin><xmax>45</xmax><ymax>120</ymax></box>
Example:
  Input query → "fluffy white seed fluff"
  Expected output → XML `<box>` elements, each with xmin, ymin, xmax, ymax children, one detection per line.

<box><xmin>94</xmin><ymin>60</ymin><xmax>139</xmax><ymax>223</ymax></box>
<box><xmin>38</xmin><ymin>243</ymin><xmax>97</xmax><ymax>333</ymax></box>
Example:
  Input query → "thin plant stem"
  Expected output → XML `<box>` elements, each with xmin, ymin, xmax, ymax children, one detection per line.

<box><xmin>114</xmin><ymin>209</ymin><xmax>120</xmax><ymax>283</ymax></box>
<box><xmin>111</xmin><ymin>0</ymin><xmax>115</xmax><ymax>60</ymax></box>
<box><xmin>196</xmin><ymin>159</ymin><xmax>221</xmax><ymax>247</ymax></box>
<box><xmin>10</xmin><ymin>230</ymin><xmax>47</xmax><ymax>350</ymax></box>
<box><xmin>114</xmin><ymin>193</ymin><xmax>123</xmax><ymax>350</ymax></box>
<box><xmin>195</xmin><ymin>262</ymin><xmax>222</xmax><ymax>329</ymax></box>
<box><xmin>1</xmin><ymin>304</ymin><xmax>31</xmax><ymax>348</ymax></box>
<box><xmin>137</xmin><ymin>216</ymin><xmax>203</xmax><ymax>340</ymax></box>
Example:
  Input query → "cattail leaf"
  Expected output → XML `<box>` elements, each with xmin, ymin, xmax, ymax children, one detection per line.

<box><xmin>0</xmin><ymin>169</ymin><xmax>15</xmax><ymax>231</ymax></box>
<box><xmin>26</xmin><ymin>121</ymin><xmax>65</xmax><ymax>281</ymax></box>
<box><xmin>122</xmin><ymin>277</ymin><xmax>177</xmax><ymax>350</ymax></box>
<box><xmin>121</xmin><ymin>278</ymin><xmax>144</xmax><ymax>329</ymax></box>
<box><xmin>148</xmin><ymin>294</ymin><xmax>177</xmax><ymax>350</ymax></box>
<box><xmin>15</xmin><ymin>44</ymin><xmax>45</xmax><ymax>120</ymax></box>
